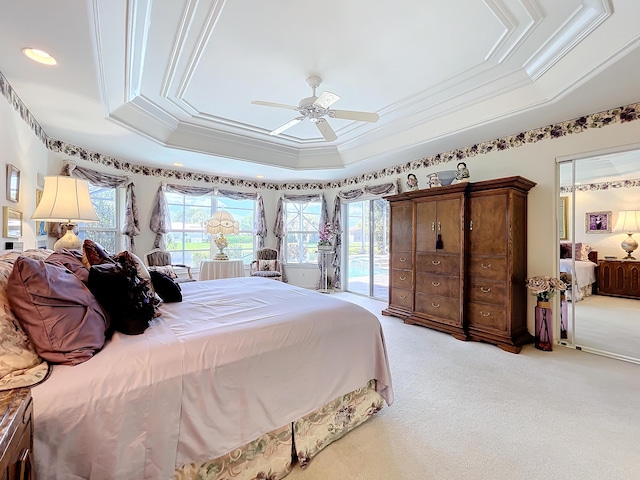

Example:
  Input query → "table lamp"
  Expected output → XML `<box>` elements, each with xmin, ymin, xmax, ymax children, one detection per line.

<box><xmin>205</xmin><ymin>210</ymin><xmax>239</xmax><ymax>260</ymax></box>
<box><xmin>31</xmin><ymin>176</ymin><xmax>99</xmax><ymax>250</ymax></box>
<box><xmin>613</xmin><ymin>210</ymin><xmax>640</xmax><ymax>260</ymax></box>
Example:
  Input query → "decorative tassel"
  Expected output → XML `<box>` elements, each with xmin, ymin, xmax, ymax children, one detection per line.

<box><xmin>436</xmin><ymin>234</ymin><xmax>443</xmax><ymax>249</ymax></box>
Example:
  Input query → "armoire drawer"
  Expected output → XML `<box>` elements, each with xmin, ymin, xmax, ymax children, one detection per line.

<box><xmin>467</xmin><ymin>302</ymin><xmax>507</xmax><ymax>332</ymax></box>
<box><xmin>468</xmin><ymin>256</ymin><xmax>506</xmax><ymax>281</ymax></box>
<box><xmin>415</xmin><ymin>273</ymin><xmax>459</xmax><ymax>298</ymax></box>
<box><xmin>391</xmin><ymin>252</ymin><xmax>413</xmax><ymax>270</ymax></box>
<box><xmin>390</xmin><ymin>269</ymin><xmax>413</xmax><ymax>290</ymax></box>
<box><xmin>468</xmin><ymin>278</ymin><xmax>506</xmax><ymax>305</ymax></box>
<box><xmin>416</xmin><ymin>253</ymin><xmax>459</xmax><ymax>274</ymax></box>
<box><xmin>390</xmin><ymin>288</ymin><xmax>413</xmax><ymax>309</ymax></box>
<box><xmin>415</xmin><ymin>293</ymin><xmax>460</xmax><ymax>322</ymax></box>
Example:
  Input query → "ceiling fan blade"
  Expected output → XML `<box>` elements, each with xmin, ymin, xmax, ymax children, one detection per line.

<box><xmin>329</xmin><ymin>109</ymin><xmax>379</xmax><ymax>123</ymax></box>
<box><xmin>252</xmin><ymin>100</ymin><xmax>299</xmax><ymax>111</ymax></box>
<box><xmin>313</xmin><ymin>91</ymin><xmax>340</xmax><ymax>109</ymax></box>
<box><xmin>315</xmin><ymin>118</ymin><xmax>338</xmax><ymax>142</ymax></box>
<box><xmin>269</xmin><ymin>116</ymin><xmax>305</xmax><ymax>136</ymax></box>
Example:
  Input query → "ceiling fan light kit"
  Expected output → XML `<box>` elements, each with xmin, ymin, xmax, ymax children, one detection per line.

<box><xmin>252</xmin><ymin>75</ymin><xmax>379</xmax><ymax>141</ymax></box>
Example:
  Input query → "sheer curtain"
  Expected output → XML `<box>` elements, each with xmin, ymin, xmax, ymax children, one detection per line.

<box><xmin>331</xmin><ymin>181</ymin><xmax>398</xmax><ymax>288</ymax></box>
<box><xmin>273</xmin><ymin>193</ymin><xmax>327</xmax><ymax>284</ymax></box>
<box><xmin>148</xmin><ymin>183</ymin><xmax>267</xmax><ymax>250</ymax></box>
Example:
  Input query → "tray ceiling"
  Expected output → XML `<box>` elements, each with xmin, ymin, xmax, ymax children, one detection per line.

<box><xmin>1</xmin><ymin>0</ymin><xmax>640</xmax><ymax>181</ymax></box>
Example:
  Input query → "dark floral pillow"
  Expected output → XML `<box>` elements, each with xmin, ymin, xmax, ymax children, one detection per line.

<box><xmin>82</xmin><ymin>239</ymin><xmax>115</xmax><ymax>269</ymax></box>
<box><xmin>87</xmin><ymin>251</ymin><xmax>160</xmax><ymax>335</ymax></box>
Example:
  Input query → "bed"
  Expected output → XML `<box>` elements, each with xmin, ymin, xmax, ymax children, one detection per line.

<box><xmin>559</xmin><ymin>245</ymin><xmax>598</xmax><ymax>302</ymax></box>
<box><xmin>0</xmin><ymin>249</ymin><xmax>393</xmax><ymax>480</ymax></box>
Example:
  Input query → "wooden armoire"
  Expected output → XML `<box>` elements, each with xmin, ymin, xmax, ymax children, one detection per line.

<box><xmin>382</xmin><ymin>176</ymin><xmax>536</xmax><ymax>353</ymax></box>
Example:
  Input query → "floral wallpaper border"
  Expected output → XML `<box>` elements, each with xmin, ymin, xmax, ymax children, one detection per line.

<box><xmin>2</xmin><ymin>70</ymin><xmax>639</xmax><ymax>191</ymax></box>
<box><xmin>560</xmin><ymin>178</ymin><xmax>640</xmax><ymax>194</ymax></box>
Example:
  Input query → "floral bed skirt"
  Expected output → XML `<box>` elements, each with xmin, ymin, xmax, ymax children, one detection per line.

<box><xmin>174</xmin><ymin>379</ymin><xmax>384</xmax><ymax>480</ymax></box>
<box><xmin>565</xmin><ymin>284</ymin><xmax>594</xmax><ymax>302</ymax></box>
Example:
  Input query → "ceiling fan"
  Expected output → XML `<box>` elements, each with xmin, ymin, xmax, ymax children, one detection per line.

<box><xmin>251</xmin><ymin>75</ymin><xmax>379</xmax><ymax>142</ymax></box>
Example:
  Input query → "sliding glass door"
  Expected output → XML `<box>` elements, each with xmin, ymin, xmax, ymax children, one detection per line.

<box><xmin>344</xmin><ymin>199</ymin><xmax>389</xmax><ymax>300</ymax></box>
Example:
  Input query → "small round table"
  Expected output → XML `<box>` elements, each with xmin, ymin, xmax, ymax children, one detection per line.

<box><xmin>199</xmin><ymin>259</ymin><xmax>245</xmax><ymax>281</ymax></box>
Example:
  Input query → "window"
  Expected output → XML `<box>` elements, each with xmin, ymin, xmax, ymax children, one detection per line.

<box><xmin>78</xmin><ymin>184</ymin><xmax>118</xmax><ymax>252</ymax></box>
<box><xmin>165</xmin><ymin>192</ymin><xmax>257</xmax><ymax>267</ymax></box>
<box><xmin>285</xmin><ymin>199</ymin><xmax>322</xmax><ymax>264</ymax></box>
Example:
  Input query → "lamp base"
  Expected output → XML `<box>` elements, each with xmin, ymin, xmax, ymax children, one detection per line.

<box><xmin>621</xmin><ymin>233</ymin><xmax>638</xmax><ymax>260</ymax></box>
<box><xmin>54</xmin><ymin>224</ymin><xmax>82</xmax><ymax>251</ymax></box>
<box><xmin>214</xmin><ymin>252</ymin><xmax>229</xmax><ymax>261</ymax></box>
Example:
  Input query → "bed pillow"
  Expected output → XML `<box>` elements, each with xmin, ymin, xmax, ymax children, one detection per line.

<box><xmin>0</xmin><ymin>259</ymin><xmax>49</xmax><ymax>390</ymax></box>
<box><xmin>88</xmin><ymin>251</ymin><xmax>160</xmax><ymax>335</ymax></box>
<box><xmin>559</xmin><ymin>243</ymin><xmax>572</xmax><ymax>259</ymax></box>
<box><xmin>148</xmin><ymin>265</ymin><xmax>178</xmax><ymax>279</ymax></box>
<box><xmin>47</xmin><ymin>248</ymin><xmax>89</xmax><ymax>283</ymax></box>
<box><xmin>574</xmin><ymin>243</ymin><xmax>593</xmax><ymax>261</ymax></box>
<box><xmin>150</xmin><ymin>270</ymin><xmax>182</xmax><ymax>302</ymax></box>
<box><xmin>258</xmin><ymin>259</ymin><xmax>277</xmax><ymax>271</ymax></box>
<box><xmin>82</xmin><ymin>239</ymin><xmax>115</xmax><ymax>269</ymax></box>
<box><xmin>7</xmin><ymin>256</ymin><xmax>109</xmax><ymax>366</ymax></box>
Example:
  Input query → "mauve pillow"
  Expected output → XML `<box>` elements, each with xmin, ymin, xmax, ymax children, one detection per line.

<box><xmin>47</xmin><ymin>248</ymin><xmax>89</xmax><ymax>283</ymax></box>
<box><xmin>559</xmin><ymin>243</ymin><xmax>572</xmax><ymax>259</ymax></box>
<box><xmin>7</xmin><ymin>256</ymin><xmax>109</xmax><ymax>365</ymax></box>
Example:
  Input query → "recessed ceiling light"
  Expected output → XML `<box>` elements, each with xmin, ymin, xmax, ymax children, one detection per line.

<box><xmin>172</xmin><ymin>162</ymin><xmax>183</xmax><ymax>167</ymax></box>
<box><xmin>22</xmin><ymin>48</ymin><xmax>57</xmax><ymax>65</ymax></box>
<box><xmin>256</xmin><ymin>175</ymin><xmax>264</xmax><ymax>179</ymax></box>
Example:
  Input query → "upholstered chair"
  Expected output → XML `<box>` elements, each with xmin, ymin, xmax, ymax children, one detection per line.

<box><xmin>249</xmin><ymin>248</ymin><xmax>283</xmax><ymax>281</ymax></box>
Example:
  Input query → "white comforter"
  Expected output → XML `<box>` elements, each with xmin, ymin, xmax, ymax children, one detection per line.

<box><xmin>32</xmin><ymin>278</ymin><xmax>393</xmax><ymax>479</ymax></box>
<box><xmin>559</xmin><ymin>258</ymin><xmax>597</xmax><ymax>288</ymax></box>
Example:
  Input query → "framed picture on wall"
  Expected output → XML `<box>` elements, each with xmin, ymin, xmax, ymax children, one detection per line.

<box><xmin>35</xmin><ymin>188</ymin><xmax>47</xmax><ymax>236</ymax></box>
<box><xmin>6</xmin><ymin>164</ymin><xmax>20</xmax><ymax>202</ymax></box>
<box><xmin>559</xmin><ymin>197</ymin><xmax>568</xmax><ymax>240</ymax></box>
<box><xmin>585</xmin><ymin>211</ymin><xmax>611</xmax><ymax>233</ymax></box>
<box><xmin>3</xmin><ymin>206</ymin><xmax>23</xmax><ymax>238</ymax></box>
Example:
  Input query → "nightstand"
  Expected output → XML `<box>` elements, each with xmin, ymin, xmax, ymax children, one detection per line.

<box><xmin>597</xmin><ymin>259</ymin><xmax>640</xmax><ymax>299</ymax></box>
<box><xmin>0</xmin><ymin>389</ymin><xmax>33</xmax><ymax>480</ymax></box>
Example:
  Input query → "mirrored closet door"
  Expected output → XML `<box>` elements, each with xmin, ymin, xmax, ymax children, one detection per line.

<box><xmin>557</xmin><ymin>148</ymin><xmax>640</xmax><ymax>364</ymax></box>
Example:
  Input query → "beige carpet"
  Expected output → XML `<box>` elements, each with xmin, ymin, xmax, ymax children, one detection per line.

<box><xmin>569</xmin><ymin>294</ymin><xmax>640</xmax><ymax>361</ymax></box>
<box><xmin>286</xmin><ymin>293</ymin><xmax>640</xmax><ymax>480</ymax></box>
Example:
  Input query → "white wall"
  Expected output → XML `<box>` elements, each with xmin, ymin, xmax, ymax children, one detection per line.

<box><xmin>4</xmin><ymin>90</ymin><xmax>640</xmax><ymax>332</ymax></box>
<box><xmin>0</xmin><ymin>97</ymin><xmax>49</xmax><ymax>249</ymax></box>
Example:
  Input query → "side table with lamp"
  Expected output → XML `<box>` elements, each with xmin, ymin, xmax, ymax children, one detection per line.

<box><xmin>201</xmin><ymin>210</ymin><xmax>245</xmax><ymax>280</ymax></box>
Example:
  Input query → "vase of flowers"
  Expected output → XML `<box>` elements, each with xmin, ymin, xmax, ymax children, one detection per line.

<box><xmin>526</xmin><ymin>276</ymin><xmax>567</xmax><ymax>351</ymax></box>
<box><xmin>317</xmin><ymin>222</ymin><xmax>337</xmax><ymax>251</ymax></box>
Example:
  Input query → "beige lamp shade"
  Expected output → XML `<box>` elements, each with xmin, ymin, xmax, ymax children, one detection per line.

<box><xmin>613</xmin><ymin>210</ymin><xmax>640</xmax><ymax>233</ymax></box>
<box><xmin>31</xmin><ymin>176</ymin><xmax>99</xmax><ymax>223</ymax></box>
<box><xmin>205</xmin><ymin>210</ymin><xmax>239</xmax><ymax>236</ymax></box>
<box><xmin>613</xmin><ymin>210</ymin><xmax>640</xmax><ymax>260</ymax></box>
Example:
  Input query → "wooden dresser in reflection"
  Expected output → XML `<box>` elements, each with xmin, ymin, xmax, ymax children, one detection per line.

<box><xmin>597</xmin><ymin>259</ymin><xmax>640</xmax><ymax>299</ymax></box>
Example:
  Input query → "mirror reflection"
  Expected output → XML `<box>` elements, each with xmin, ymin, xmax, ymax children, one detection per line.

<box><xmin>558</xmin><ymin>148</ymin><xmax>640</xmax><ymax>363</ymax></box>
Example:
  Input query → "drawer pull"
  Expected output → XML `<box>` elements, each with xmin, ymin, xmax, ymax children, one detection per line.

<box><xmin>432</xmin><ymin>260</ymin><xmax>441</xmax><ymax>266</ymax></box>
<box><xmin>431</xmin><ymin>221</ymin><xmax>436</xmax><ymax>231</ymax></box>
<box><xmin>480</xmin><ymin>311</ymin><xmax>491</xmax><ymax>317</ymax></box>
<box><xmin>400</xmin><ymin>275</ymin><xmax>407</xmax><ymax>281</ymax></box>
<box><xmin>480</xmin><ymin>287</ymin><xmax>491</xmax><ymax>293</ymax></box>
<box><xmin>432</xmin><ymin>281</ymin><xmax>441</xmax><ymax>287</ymax></box>
<box><xmin>399</xmin><ymin>257</ymin><xmax>407</xmax><ymax>262</ymax></box>
<box><xmin>481</xmin><ymin>263</ymin><xmax>492</xmax><ymax>269</ymax></box>
<box><xmin>399</xmin><ymin>294</ymin><xmax>406</xmax><ymax>299</ymax></box>
<box><xmin>431</xmin><ymin>302</ymin><xmax>440</xmax><ymax>308</ymax></box>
